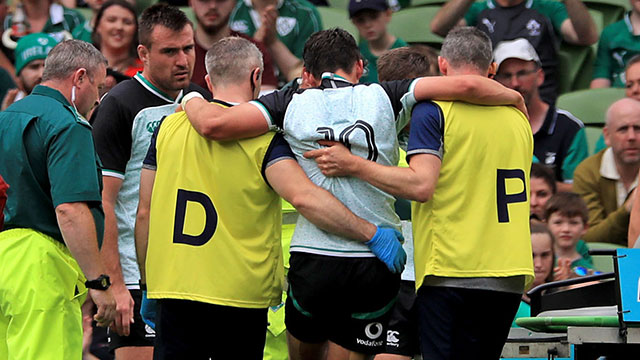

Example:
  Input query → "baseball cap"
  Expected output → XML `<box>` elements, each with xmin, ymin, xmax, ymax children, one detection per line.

<box><xmin>14</xmin><ymin>33</ymin><xmax>58</xmax><ymax>75</ymax></box>
<box><xmin>493</xmin><ymin>38</ymin><xmax>541</xmax><ymax>70</ymax></box>
<box><xmin>348</xmin><ymin>0</ymin><xmax>389</xmax><ymax>18</ymax></box>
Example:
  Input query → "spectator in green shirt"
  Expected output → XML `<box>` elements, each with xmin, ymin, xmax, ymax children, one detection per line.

<box><xmin>348</xmin><ymin>0</ymin><xmax>407</xmax><ymax>83</ymax></box>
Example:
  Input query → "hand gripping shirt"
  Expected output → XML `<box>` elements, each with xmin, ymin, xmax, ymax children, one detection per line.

<box><xmin>253</xmin><ymin>73</ymin><xmax>418</xmax><ymax>257</ymax></box>
<box><xmin>91</xmin><ymin>73</ymin><xmax>211</xmax><ymax>288</ymax></box>
<box><xmin>143</xmin><ymin>101</ymin><xmax>295</xmax><ymax>307</ymax></box>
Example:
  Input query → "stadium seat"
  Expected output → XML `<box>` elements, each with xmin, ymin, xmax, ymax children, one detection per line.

<box><xmin>557</xmin><ymin>43</ymin><xmax>594</xmax><ymax>94</ymax></box>
<box><xmin>556</xmin><ymin>87</ymin><xmax>625</xmax><ymax>125</ymax></box>
<box><xmin>328</xmin><ymin>0</ymin><xmax>350</xmax><ymax>10</ymax></box>
<box><xmin>588</xmin><ymin>242</ymin><xmax>627</xmax><ymax>273</ymax></box>
<box><xmin>179</xmin><ymin>6</ymin><xmax>197</xmax><ymax>27</ymax></box>
<box><xmin>583</xmin><ymin>0</ymin><xmax>629</xmax><ymax>27</ymax></box>
<box><xmin>387</xmin><ymin>6</ymin><xmax>444</xmax><ymax>47</ymax></box>
<box><xmin>316</xmin><ymin>7</ymin><xmax>359</xmax><ymax>39</ymax></box>
<box><xmin>409</xmin><ymin>0</ymin><xmax>447</xmax><ymax>7</ymax></box>
<box><xmin>584</xmin><ymin>126</ymin><xmax>604</xmax><ymax>155</ymax></box>
<box><xmin>556</xmin><ymin>9</ymin><xmax>604</xmax><ymax>93</ymax></box>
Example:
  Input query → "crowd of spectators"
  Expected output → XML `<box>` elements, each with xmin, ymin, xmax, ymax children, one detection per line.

<box><xmin>0</xmin><ymin>0</ymin><xmax>639</xmax><ymax>358</ymax></box>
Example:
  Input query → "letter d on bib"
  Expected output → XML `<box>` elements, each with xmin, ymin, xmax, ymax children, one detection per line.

<box><xmin>173</xmin><ymin>189</ymin><xmax>218</xmax><ymax>246</ymax></box>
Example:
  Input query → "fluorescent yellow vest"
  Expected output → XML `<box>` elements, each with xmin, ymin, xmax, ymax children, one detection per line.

<box><xmin>147</xmin><ymin>106</ymin><xmax>284</xmax><ymax>308</ymax></box>
<box><xmin>412</xmin><ymin>101</ymin><xmax>535</xmax><ymax>290</ymax></box>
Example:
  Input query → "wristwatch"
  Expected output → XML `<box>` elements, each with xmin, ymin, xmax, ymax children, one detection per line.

<box><xmin>85</xmin><ymin>274</ymin><xmax>111</xmax><ymax>290</ymax></box>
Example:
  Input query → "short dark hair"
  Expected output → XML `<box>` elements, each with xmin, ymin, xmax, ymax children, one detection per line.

<box><xmin>544</xmin><ymin>192</ymin><xmax>589</xmax><ymax>224</ymax></box>
<box><xmin>139</xmin><ymin>3</ymin><xmax>192</xmax><ymax>49</ymax></box>
<box><xmin>440</xmin><ymin>26</ymin><xmax>493</xmax><ymax>73</ymax></box>
<box><xmin>302</xmin><ymin>28</ymin><xmax>361</xmax><ymax>79</ymax></box>
<box><xmin>378</xmin><ymin>45</ymin><xmax>439</xmax><ymax>81</ymax></box>
<box><xmin>92</xmin><ymin>0</ymin><xmax>139</xmax><ymax>58</ymax></box>
<box><xmin>531</xmin><ymin>163</ymin><xmax>557</xmax><ymax>195</ymax></box>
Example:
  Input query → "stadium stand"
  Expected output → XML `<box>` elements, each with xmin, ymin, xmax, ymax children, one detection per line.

<box><xmin>556</xmin><ymin>87</ymin><xmax>625</xmax><ymax>153</ymax></box>
<box><xmin>387</xmin><ymin>6</ymin><xmax>443</xmax><ymax>48</ymax></box>
<box><xmin>317</xmin><ymin>6</ymin><xmax>359</xmax><ymax>38</ymax></box>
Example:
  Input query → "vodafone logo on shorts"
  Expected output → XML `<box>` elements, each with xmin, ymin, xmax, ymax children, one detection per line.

<box><xmin>356</xmin><ymin>322</ymin><xmax>384</xmax><ymax>348</ymax></box>
<box><xmin>365</xmin><ymin>322</ymin><xmax>383</xmax><ymax>339</ymax></box>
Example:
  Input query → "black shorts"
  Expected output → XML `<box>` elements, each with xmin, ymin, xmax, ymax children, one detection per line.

<box><xmin>285</xmin><ymin>252</ymin><xmax>401</xmax><ymax>355</ymax></box>
<box><xmin>107</xmin><ymin>289</ymin><xmax>155</xmax><ymax>350</ymax></box>
<box><xmin>383</xmin><ymin>280</ymin><xmax>418</xmax><ymax>356</ymax></box>
<box><xmin>416</xmin><ymin>285</ymin><xmax>521</xmax><ymax>360</ymax></box>
<box><xmin>153</xmin><ymin>298</ymin><xmax>267</xmax><ymax>360</ymax></box>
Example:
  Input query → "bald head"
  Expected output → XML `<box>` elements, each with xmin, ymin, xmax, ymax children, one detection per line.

<box><xmin>606</xmin><ymin>98</ymin><xmax>640</xmax><ymax>126</ymax></box>
<box><xmin>604</xmin><ymin>97</ymin><xmax>640</xmax><ymax>166</ymax></box>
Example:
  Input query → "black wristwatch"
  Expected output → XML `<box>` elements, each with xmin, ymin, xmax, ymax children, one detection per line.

<box><xmin>85</xmin><ymin>274</ymin><xmax>111</xmax><ymax>290</ymax></box>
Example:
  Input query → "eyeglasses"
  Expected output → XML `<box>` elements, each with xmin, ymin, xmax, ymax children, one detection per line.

<box><xmin>494</xmin><ymin>68</ymin><xmax>538</xmax><ymax>82</ymax></box>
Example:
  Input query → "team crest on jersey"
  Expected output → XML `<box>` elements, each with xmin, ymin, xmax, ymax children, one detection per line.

<box><xmin>481</xmin><ymin>18</ymin><xmax>496</xmax><ymax>33</ymax></box>
<box><xmin>544</xmin><ymin>152</ymin><xmax>556</xmax><ymax>166</ymax></box>
<box><xmin>613</xmin><ymin>50</ymin><xmax>627</xmax><ymax>67</ymax></box>
<box><xmin>277</xmin><ymin>17</ymin><xmax>297</xmax><ymax>36</ymax></box>
<box><xmin>526</xmin><ymin>19</ymin><xmax>541</xmax><ymax>36</ymax></box>
<box><xmin>230</xmin><ymin>20</ymin><xmax>249</xmax><ymax>33</ymax></box>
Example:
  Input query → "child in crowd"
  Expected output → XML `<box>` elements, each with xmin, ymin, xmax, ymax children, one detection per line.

<box><xmin>513</xmin><ymin>221</ymin><xmax>571</xmax><ymax>326</ymax></box>
<box><xmin>348</xmin><ymin>0</ymin><xmax>407</xmax><ymax>83</ymax></box>
<box><xmin>544</xmin><ymin>192</ymin><xmax>595</xmax><ymax>273</ymax></box>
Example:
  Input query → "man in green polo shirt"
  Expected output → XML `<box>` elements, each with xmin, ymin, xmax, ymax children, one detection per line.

<box><xmin>591</xmin><ymin>1</ymin><xmax>640</xmax><ymax>88</ymax></box>
<box><xmin>0</xmin><ymin>39</ymin><xmax>116</xmax><ymax>360</ymax></box>
<box><xmin>229</xmin><ymin>0</ymin><xmax>322</xmax><ymax>80</ymax></box>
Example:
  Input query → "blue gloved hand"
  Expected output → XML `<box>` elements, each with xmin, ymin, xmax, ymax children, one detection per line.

<box><xmin>365</xmin><ymin>227</ymin><xmax>406</xmax><ymax>274</ymax></box>
<box><xmin>140</xmin><ymin>290</ymin><xmax>158</xmax><ymax>330</ymax></box>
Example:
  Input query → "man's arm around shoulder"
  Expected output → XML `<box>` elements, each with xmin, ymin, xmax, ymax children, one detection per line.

<box><xmin>182</xmin><ymin>94</ymin><xmax>271</xmax><ymax>141</ymax></box>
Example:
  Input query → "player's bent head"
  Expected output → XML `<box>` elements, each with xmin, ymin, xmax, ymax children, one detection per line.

<box><xmin>42</xmin><ymin>39</ymin><xmax>107</xmax><ymax>82</ymax></box>
<box><xmin>378</xmin><ymin>45</ymin><xmax>439</xmax><ymax>81</ymax></box>
<box><xmin>205</xmin><ymin>36</ymin><xmax>264</xmax><ymax>87</ymax></box>
<box><xmin>440</xmin><ymin>26</ymin><xmax>493</xmax><ymax>75</ymax></box>
<box><xmin>139</xmin><ymin>3</ymin><xmax>193</xmax><ymax>49</ymax></box>
<box><xmin>302</xmin><ymin>28</ymin><xmax>361</xmax><ymax>79</ymax></box>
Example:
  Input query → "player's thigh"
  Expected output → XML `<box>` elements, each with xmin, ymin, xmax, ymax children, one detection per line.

<box><xmin>379</xmin><ymin>281</ymin><xmax>418</xmax><ymax>358</ymax></box>
<box><xmin>108</xmin><ymin>289</ymin><xmax>155</xmax><ymax>354</ymax></box>
<box><xmin>452</xmin><ymin>289</ymin><xmax>521</xmax><ymax>359</ymax></box>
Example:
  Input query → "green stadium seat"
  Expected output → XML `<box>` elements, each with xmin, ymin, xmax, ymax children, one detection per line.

<box><xmin>556</xmin><ymin>9</ymin><xmax>604</xmax><ymax>93</ymax></box>
<box><xmin>179</xmin><ymin>6</ymin><xmax>197</xmax><ymax>27</ymax></box>
<box><xmin>556</xmin><ymin>87</ymin><xmax>625</xmax><ymax>125</ymax></box>
<box><xmin>587</xmin><ymin>242</ymin><xmax>627</xmax><ymax>273</ymax></box>
<box><xmin>557</xmin><ymin>43</ymin><xmax>594</xmax><ymax>94</ymax></box>
<box><xmin>409</xmin><ymin>0</ymin><xmax>447</xmax><ymax>7</ymax></box>
<box><xmin>584</xmin><ymin>2</ymin><xmax>626</xmax><ymax>27</ymax></box>
<box><xmin>583</xmin><ymin>0</ymin><xmax>631</xmax><ymax>11</ymax></box>
<box><xmin>387</xmin><ymin>6</ymin><xmax>444</xmax><ymax>47</ymax></box>
<box><xmin>328</xmin><ymin>0</ymin><xmax>350</xmax><ymax>10</ymax></box>
<box><xmin>317</xmin><ymin>7</ymin><xmax>359</xmax><ymax>39</ymax></box>
<box><xmin>584</xmin><ymin>126</ymin><xmax>604</xmax><ymax>155</ymax></box>
<box><xmin>584</xmin><ymin>0</ymin><xmax>629</xmax><ymax>26</ymax></box>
